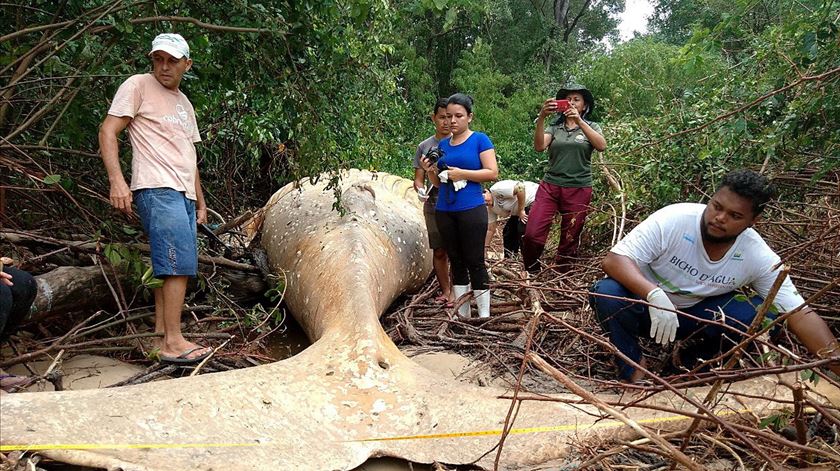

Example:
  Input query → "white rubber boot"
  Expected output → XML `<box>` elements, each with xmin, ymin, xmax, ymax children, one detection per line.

<box><xmin>474</xmin><ymin>289</ymin><xmax>491</xmax><ymax>318</ymax></box>
<box><xmin>452</xmin><ymin>284</ymin><xmax>472</xmax><ymax>318</ymax></box>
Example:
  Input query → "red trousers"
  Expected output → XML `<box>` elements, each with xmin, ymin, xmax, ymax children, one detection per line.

<box><xmin>521</xmin><ymin>181</ymin><xmax>592</xmax><ymax>271</ymax></box>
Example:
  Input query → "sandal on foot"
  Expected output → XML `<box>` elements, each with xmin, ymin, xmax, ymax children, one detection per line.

<box><xmin>159</xmin><ymin>346</ymin><xmax>211</xmax><ymax>365</ymax></box>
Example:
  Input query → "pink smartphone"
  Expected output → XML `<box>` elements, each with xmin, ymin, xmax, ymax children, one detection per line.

<box><xmin>555</xmin><ymin>99</ymin><xmax>570</xmax><ymax>112</ymax></box>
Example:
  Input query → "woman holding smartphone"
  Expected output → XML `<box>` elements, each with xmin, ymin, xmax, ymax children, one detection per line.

<box><xmin>522</xmin><ymin>83</ymin><xmax>607</xmax><ymax>273</ymax></box>
<box><xmin>422</xmin><ymin>93</ymin><xmax>498</xmax><ymax>318</ymax></box>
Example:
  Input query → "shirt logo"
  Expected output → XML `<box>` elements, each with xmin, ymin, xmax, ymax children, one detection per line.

<box><xmin>682</xmin><ymin>233</ymin><xmax>695</xmax><ymax>244</ymax></box>
<box><xmin>575</xmin><ymin>134</ymin><xmax>586</xmax><ymax>142</ymax></box>
<box><xmin>162</xmin><ymin>103</ymin><xmax>193</xmax><ymax>133</ymax></box>
<box><xmin>732</xmin><ymin>251</ymin><xmax>743</xmax><ymax>261</ymax></box>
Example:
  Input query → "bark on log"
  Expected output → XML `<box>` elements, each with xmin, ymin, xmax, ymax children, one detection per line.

<box><xmin>32</xmin><ymin>265</ymin><xmax>120</xmax><ymax>318</ymax></box>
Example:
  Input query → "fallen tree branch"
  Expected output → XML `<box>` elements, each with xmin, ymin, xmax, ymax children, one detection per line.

<box><xmin>0</xmin><ymin>231</ymin><xmax>260</xmax><ymax>272</ymax></box>
<box><xmin>527</xmin><ymin>353</ymin><xmax>704</xmax><ymax>471</ymax></box>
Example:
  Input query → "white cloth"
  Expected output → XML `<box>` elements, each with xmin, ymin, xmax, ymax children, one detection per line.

<box><xmin>417</xmin><ymin>186</ymin><xmax>430</xmax><ymax>202</ymax></box>
<box><xmin>611</xmin><ymin>203</ymin><xmax>805</xmax><ymax>312</ymax></box>
<box><xmin>487</xmin><ymin>180</ymin><xmax>539</xmax><ymax>222</ymax></box>
<box><xmin>438</xmin><ymin>171</ymin><xmax>467</xmax><ymax>191</ymax></box>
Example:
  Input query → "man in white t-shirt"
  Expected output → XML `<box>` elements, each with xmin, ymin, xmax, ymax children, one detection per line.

<box><xmin>98</xmin><ymin>33</ymin><xmax>211</xmax><ymax>365</ymax></box>
<box><xmin>589</xmin><ymin>170</ymin><xmax>840</xmax><ymax>382</ymax></box>
<box><xmin>483</xmin><ymin>180</ymin><xmax>538</xmax><ymax>257</ymax></box>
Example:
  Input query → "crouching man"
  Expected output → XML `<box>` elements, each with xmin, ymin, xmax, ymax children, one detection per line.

<box><xmin>589</xmin><ymin>169</ymin><xmax>840</xmax><ymax>382</ymax></box>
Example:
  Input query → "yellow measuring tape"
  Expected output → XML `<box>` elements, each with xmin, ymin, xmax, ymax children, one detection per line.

<box><xmin>0</xmin><ymin>408</ymin><xmax>749</xmax><ymax>452</ymax></box>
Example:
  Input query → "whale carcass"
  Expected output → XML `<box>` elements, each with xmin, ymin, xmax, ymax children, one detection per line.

<box><xmin>0</xmin><ymin>170</ymin><xmax>826</xmax><ymax>470</ymax></box>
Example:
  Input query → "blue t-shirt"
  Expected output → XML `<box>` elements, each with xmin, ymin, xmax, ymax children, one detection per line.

<box><xmin>435</xmin><ymin>131</ymin><xmax>494</xmax><ymax>212</ymax></box>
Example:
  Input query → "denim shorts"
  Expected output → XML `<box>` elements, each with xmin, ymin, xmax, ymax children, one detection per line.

<box><xmin>134</xmin><ymin>188</ymin><xmax>198</xmax><ymax>277</ymax></box>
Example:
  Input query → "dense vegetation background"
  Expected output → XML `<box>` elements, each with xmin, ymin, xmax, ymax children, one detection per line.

<box><xmin>1</xmin><ymin>0</ymin><xmax>838</xmax><ymax>243</ymax></box>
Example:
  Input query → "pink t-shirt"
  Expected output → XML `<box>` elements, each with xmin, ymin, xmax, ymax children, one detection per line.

<box><xmin>108</xmin><ymin>73</ymin><xmax>201</xmax><ymax>200</ymax></box>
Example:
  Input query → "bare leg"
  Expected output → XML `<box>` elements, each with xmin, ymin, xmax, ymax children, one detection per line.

<box><xmin>432</xmin><ymin>248</ymin><xmax>452</xmax><ymax>301</ymax></box>
<box><xmin>152</xmin><ymin>287</ymin><xmax>165</xmax><ymax>348</ymax></box>
<box><xmin>484</xmin><ymin>221</ymin><xmax>497</xmax><ymax>256</ymax></box>
<box><xmin>157</xmin><ymin>276</ymin><xmax>208</xmax><ymax>359</ymax></box>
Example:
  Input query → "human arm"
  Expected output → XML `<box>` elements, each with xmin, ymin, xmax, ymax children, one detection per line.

<box><xmin>533</xmin><ymin>99</ymin><xmax>556</xmax><ymax>152</ymax></box>
<box><xmin>514</xmin><ymin>183</ymin><xmax>527</xmax><ymax>223</ymax></box>
<box><xmin>602</xmin><ymin>252</ymin><xmax>658</xmax><ymax>298</ymax></box>
<box><xmin>485</xmin><ymin>218</ymin><xmax>497</xmax><ymax>254</ymax></box>
<box><xmin>787</xmin><ymin>306</ymin><xmax>840</xmax><ymax>376</ymax></box>
<box><xmin>419</xmin><ymin>156</ymin><xmax>441</xmax><ymax>188</ymax></box>
<box><xmin>195</xmin><ymin>170</ymin><xmax>207</xmax><ymax>224</ymax></box>
<box><xmin>564</xmin><ymin>106</ymin><xmax>606</xmax><ymax>152</ymax></box>
<box><xmin>98</xmin><ymin>115</ymin><xmax>133</xmax><ymax>214</ymax></box>
<box><xmin>413</xmin><ymin>168</ymin><xmax>426</xmax><ymax>193</ymax></box>
<box><xmin>445</xmin><ymin>149</ymin><xmax>498</xmax><ymax>183</ymax></box>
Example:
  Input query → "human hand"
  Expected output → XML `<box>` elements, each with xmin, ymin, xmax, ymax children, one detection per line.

<box><xmin>445</xmin><ymin>167</ymin><xmax>465</xmax><ymax>182</ymax></box>
<box><xmin>109</xmin><ymin>179</ymin><xmax>133</xmax><ymax>214</ymax></box>
<box><xmin>417</xmin><ymin>187</ymin><xmax>429</xmax><ymax>202</ymax></box>
<box><xmin>540</xmin><ymin>98</ymin><xmax>557</xmax><ymax>118</ymax></box>
<box><xmin>196</xmin><ymin>207</ymin><xmax>208</xmax><ymax>224</ymax></box>
<box><xmin>518</xmin><ymin>210</ymin><xmax>528</xmax><ymax>224</ymax></box>
<box><xmin>647</xmin><ymin>287</ymin><xmax>678</xmax><ymax>345</ymax></box>
<box><xmin>420</xmin><ymin>156</ymin><xmax>436</xmax><ymax>173</ymax></box>
<box><xmin>0</xmin><ymin>271</ymin><xmax>12</xmax><ymax>287</ymax></box>
<box><xmin>564</xmin><ymin>105</ymin><xmax>582</xmax><ymax>124</ymax></box>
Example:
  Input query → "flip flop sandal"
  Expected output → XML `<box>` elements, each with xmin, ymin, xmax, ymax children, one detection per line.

<box><xmin>159</xmin><ymin>346</ymin><xmax>212</xmax><ymax>365</ymax></box>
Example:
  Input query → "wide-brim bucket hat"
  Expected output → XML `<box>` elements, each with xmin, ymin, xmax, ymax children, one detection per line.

<box><xmin>556</xmin><ymin>83</ymin><xmax>595</xmax><ymax>117</ymax></box>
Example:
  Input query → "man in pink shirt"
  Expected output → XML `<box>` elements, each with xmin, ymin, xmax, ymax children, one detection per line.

<box><xmin>99</xmin><ymin>33</ymin><xmax>210</xmax><ymax>364</ymax></box>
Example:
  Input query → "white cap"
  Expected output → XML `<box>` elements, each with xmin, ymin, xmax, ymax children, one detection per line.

<box><xmin>150</xmin><ymin>33</ymin><xmax>190</xmax><ymax>59</ymax></box>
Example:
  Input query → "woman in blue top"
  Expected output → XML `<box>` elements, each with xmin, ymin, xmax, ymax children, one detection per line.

<box><xmin>421</xmin><ymin>93</ymin><xmax>498</xmax><ymax>318</ymax></box>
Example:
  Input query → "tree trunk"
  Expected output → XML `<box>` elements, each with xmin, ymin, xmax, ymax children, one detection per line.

<box><xmin>32</xmin><ymin>265</ymin><xmax>120</xmax><ymax>318</ymax></box>
<box><xmin>554</xmin><ymin>0</ymin><xmax>570</xmax><ymax>27</ymax></box>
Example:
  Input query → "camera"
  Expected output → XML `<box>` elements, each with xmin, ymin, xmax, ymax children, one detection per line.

<box><xmin>554</xmin><ymin>99</ymin><xmax>570</xmax><ymax>113</ymax></box>
<box><xmin>426</xmin><ymin>146</ymin><xmax>446</xmax><ymax>169</ymax></box>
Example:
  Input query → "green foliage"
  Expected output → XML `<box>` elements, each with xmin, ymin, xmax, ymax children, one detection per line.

<box><xmin>103</xmin><ymin>243</ymin><xmax>147</xmax><ymax>285</ymax></box>
<box><xmin>1</xmin><ymin>0</ymin><xmax>837</xmax><ymax>241</ymax></box>
<box><xmin>800</xmin><ymin>368</ymin><xmax>820</xmax><ymax>385</ymax></box>
<box><xmin>758</xmin><ymin>408</ymin><xmax>791</xmax><ymax>430</ymax></box>
<box><xmin>575</xmin><ymin>0</ymin><xmax>840</xmax><ymax>213</ymax></box>
<box><xmin>140</xmin><ymin>266</ymin><xmax>164</xmax><ymax>290</ymax></box>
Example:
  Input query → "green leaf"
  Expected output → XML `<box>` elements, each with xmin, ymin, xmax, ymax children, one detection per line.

<box><xmin>800</xmin><ymin>369</ymin><xmax>820</xmax><ymax>385</ymax></box>
<box><xmin>141</xmin><ymin>266</ymin><xmax>163</xmax><ymax>289</ymax></box>
<box><xmin>758</xmin><ymin>415</ymin><xmax>776</xmax><ymax>429</ymax></box>
<box><xmin>43</xmin><ymin>174</ymin><xmax>61</xmax><ymax>185</ymax></box>
<box><xmin>443</xmin><ymin>8</ymin><xmax>458</xmax><ymax>31</ymax></box>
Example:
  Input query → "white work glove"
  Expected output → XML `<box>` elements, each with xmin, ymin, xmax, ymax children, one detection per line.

<box><xmin>646</xmin><ymin>287</ymin><xmax>678</xmax><ymax>345</ymax></box>
<box><xmin>417</xmin><ymin>186</ymin><xmax>429</xmax><ymax>202</ymax></box>
<box><xmin>438</xmin><ymin>170</ymin><xmax>450</xmax><ymax>183</ymax></box>
<box><xmin>452</xmin><ymin>180</ymin><xmax>467</xmax><ymax>191</ymax></box>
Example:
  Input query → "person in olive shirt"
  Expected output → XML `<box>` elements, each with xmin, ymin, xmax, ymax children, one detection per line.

<box><xmin>522</xmin><ymin>83</ymin><xmax>607</xmax><ymax>273</ymax></box>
